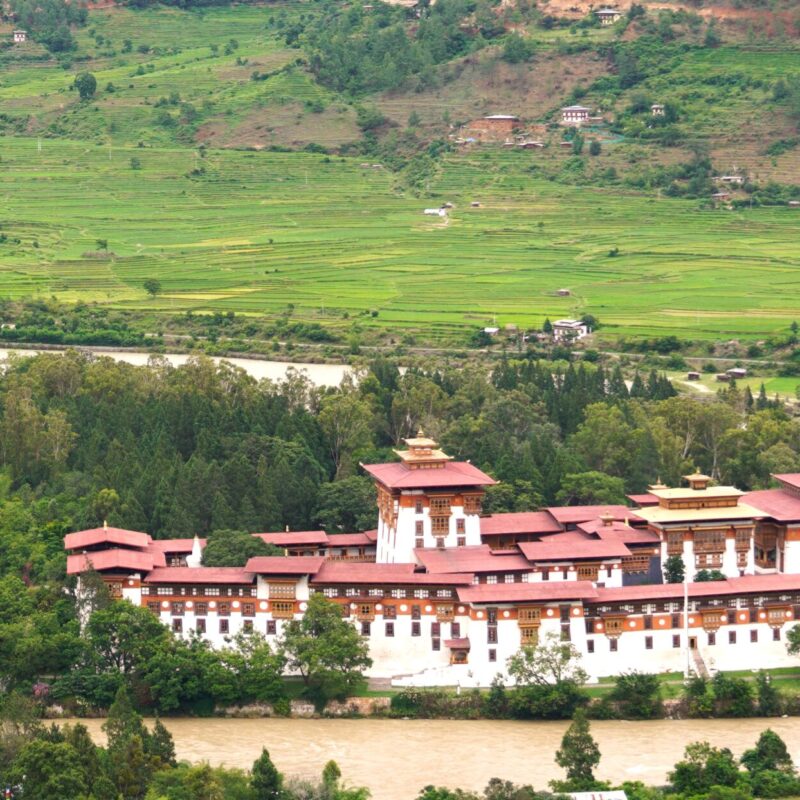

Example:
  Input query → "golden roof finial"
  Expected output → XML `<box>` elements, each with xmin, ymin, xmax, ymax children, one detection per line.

<box><xmin>417</xmin><ymin>427</ymin><xmax>425</xmax><ymax>438</ymax></box>
<box><xmin>103</xmin><ymin>519</ymin><xmax>108</xmax><ymax>530</ymax></box>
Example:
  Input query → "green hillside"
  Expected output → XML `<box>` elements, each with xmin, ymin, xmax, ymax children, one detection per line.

<box><xmin>2</xmin><ymin>136</ymin><xmax>800</xmax><ymax>343</ymax></box>
<box><xmin>1</xmin><ymin>0</ymin><xmax>800</xmax><ymax>345</ymax></box>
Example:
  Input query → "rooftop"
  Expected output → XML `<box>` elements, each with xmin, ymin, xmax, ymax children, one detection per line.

<box><xmin>547</xmin><ymin>505</ymin><xmax>642</xmax><ymax>526</ymax></box>
<box><xmin>312</xmin><ymin>561</ymin><xmax>473</xmax><ymax>586</ymax></box>
<box><xmin>480</xmin><ymin>511</ymin><xmax>562</xmax><ymax>536</ymax></box>
<box><xmin>244</xmin><ymin>556</ymin><xmax>325</xmax><ymax>576</ymax></box>
<box><xmin>254</xmin><ymin>531</ymin><xmax>329</xmax><ymax>547</ymax></box>
<box><xmin>774</xmin><ymin>474</ymin><xmax>800</xmax><ymax>491</ymax></box>
<box><xmin>518</xmin><ymin>536</ymin><xmax>630</xmax><ymax>562</ymax></box>
<box><xmin>146</xmin><ymin>566</ymin><xmax>254</xmax><ymax>585</ymax></box>
<box><xmin>148</xmin><ymin>537</ymin><xmax>205</xmax><ymax>553</ymax></box>
<box><xmin>414</xmin><ymin>545</ymin><xmax>531</xmax><ymax>574</ymax></box>
<box><xmin>647</xmin><ymin>485</ymin><xmax>743</xmax><ymax>501</ymax></box>
<box><xmin>594</xmin><ymin>573</ymin><xmax>800</xmax><ymax>603</ymax></box>
<box><xmin>743</xmin><ymin>488</ymin><xmax>800</xmax><ymax>523</ymax></box>
<box><xmin>66</xmin><ymin>548</ymin><xmax>163</xmax><ymax>575</ymax></box>
<box><xmin>577</xmin><ymin>518</ymin><xmax>660</xmax><ymax>545</ymax></box>
<box><xmin>635</xmin><ymin>502</ymin><xmax>764</xmax><ymax>526</ymax></box>
<box><xmin>64</xmin><ymin>526</ymin><xmax>151</xmax><ymax>552</ymax></box>
<box><xmin>457</xmin><ymin>581</ymin><xmax>598</xmax><ymax>603</ymax></box>
<box><xmin>361</xmin><ymin>460</ymin><xmax>495</xmax><ymax>490</ymax></box>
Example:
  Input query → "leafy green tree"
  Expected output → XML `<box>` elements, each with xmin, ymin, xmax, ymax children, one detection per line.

<box><xmin>555</xmin><ymin>471</ymin><xmax>626</xmax><ymax>506</ymax></box>
<box><xmin>507</xmin><ymin>632</ymin><xmax>588</xmax><ymax>688</ymax></box>
<box><xmin>14</xmin><ymin>739</ymin><xmax>88</xmax><ymax>800</ymax></box>
<box><xmin>741</xmin><ymin>729</ymin><xmax>793</xmax><ymax>774</ymax></box>
<box><xmin>314</xmin><ymin>475</ymin><xmax>376</xmax><ymax>532</ymax></box>
<box><xmin>318</xmin><ymin>389</ymin><xmax>375</xmax><ymax>478</ymax></box>
<box><xmin>553</xmin><ymin>708</ymin><xmax>601</xmax><ymax>790</ymax></box>
<box><xmin>143</xmin><ymin>278</ymin><xmax>162</xmax><ymax>298</ymax></box>
<box><xmin>502</xmin><ymin>33</ymin><xmax>534</xmax><ymax>63</ymax></box>
<box><xmin>74</xmin><ymin>71</ymin><xmax>97</xmax><ymax>100</ymax></box>
<box><xmin>280</xmin><ymin>593</ymin><xmax>372</xmax><ymax>707</ymax></box>
<box><xmin>609</xmin><ymin>672</ymin><xmax>662</xmax><ymax>719</ymax></box>
<box><xmin>663</xmin><ymin>554</ymin><xmax>685</xmax><ymax>583</ymax></box>
<box><xmin>202</xmin><ymin>529</ymin><xmax>282</xmax><ymax>567</ymax></box>
<box><xmin>756</xmin><ymin>672</ymin><xmax>782</xmax><ymax>717</ymax></box>
<box><xmin>589</xmin><ymin>140</ymin><xmax>601</xmax><ymax>156</ymax></box>
<box><xmin>251</xmin><ymin>747</ymin><xmax>284</xmax><ymax>800</ymax></box>
<box><xmin>148</xmin><ymin>717</ymin><xmax>177</xmax><ymax>767</ymax></box>
<box><xmin>669</xmin><ymin>742</ymin><xmax>740</xmax><ymax>794</ymax></box>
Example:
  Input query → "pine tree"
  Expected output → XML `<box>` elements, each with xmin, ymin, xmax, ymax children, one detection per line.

<box><xmin>147</xmin><ymin>717</ymin><xmax>177</xmax><ymax>767</ymax></box>
<box><xmin>251</xmin><ymin>748</ymin><xmax>284</xmax><ymax>799</ymax></box>
<box><xmin>554</xmin><ymin>708</ymin><xmax>601</xmax><ymax>790</ymax></box>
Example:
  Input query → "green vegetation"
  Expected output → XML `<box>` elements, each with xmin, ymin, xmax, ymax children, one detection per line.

<box><xmin>0</xmin><ymin>0</ymin><xmax>800</xmax><ymax>344</ymax></box>
<box><xmin>2</xmin><ymin>139</ymin><xmax>800</xmax><ymax>343</ymax></box>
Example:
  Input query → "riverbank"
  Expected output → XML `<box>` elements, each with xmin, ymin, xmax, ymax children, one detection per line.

<box><xmin>0</xmin><ymin>346</ymin><xmax>353</xmax><ymax>386</ymax></box>
<box><xmin>61</xmin><ymin>716</ymin><xmax>800</xmax><ymax>799</ymax></box>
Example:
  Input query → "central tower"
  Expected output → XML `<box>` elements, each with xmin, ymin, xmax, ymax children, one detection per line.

<box><xmin>361</xmin><ymin>432</ymin><xmax>496</xmax><ymax>563</ymax></box>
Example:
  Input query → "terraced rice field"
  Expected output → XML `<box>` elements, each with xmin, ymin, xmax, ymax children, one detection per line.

<box><xmin>2</xmin><ymin>138</ymin><xmax>800</xmax><ymax>342</ymax></box>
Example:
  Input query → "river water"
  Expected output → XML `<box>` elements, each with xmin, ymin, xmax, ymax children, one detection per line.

<box><xmin>65</xmin><ymin>717</ymin><xmax>800</xmax><ymax>799</ymax></box>
<box><xmin>0</xmin><ymin>348</ymin><xmax>350</xmax><ymax>387</ymax></box>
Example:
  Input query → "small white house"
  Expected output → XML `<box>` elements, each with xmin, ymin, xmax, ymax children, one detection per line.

<box><xmin>483</xmin><ymin>326</ymin><xmax>500</xmax><ymax>336</ymax></box>
<box><xmin>727</xmin><ymin>367</ymin><xmax>747</xmax><ymax>379</ymax></box>
<box><xmin>595</xmin><ymin>8</ymin><xmax>621</xmax><ymax>25</ymax></box>
<box><xmin>561</xmin><ymin>105</ymin><xmax>591</xmax><ymax>126</ymax></box>
<box><xmin>423</xmin><ymin>208</ymin><xmax>447</xmax><ymax>217</ymax></box>
<box><xmin>553</xmin><ymin>319</ymin><xmax>590</xmax><ymax>342</ymax></box>
<box><xmin>13</xmin><ymin>29</ymin><xmax>27</xmax><ymax>43</ymax></box>
<box><xmin>651</xmin><ymin>103</ymin><xmax>665</xmax><ymax>116</ymax></box>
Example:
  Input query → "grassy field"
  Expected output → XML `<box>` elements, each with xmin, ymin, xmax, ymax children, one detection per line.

<box><xmin>670</xmin><ymin>372</ymin><xmax>800</xmax><ymax>401</ymax></box>
<box><xmin>2</xmin><ymin>136</ymin><xmax>800</xmax><ymax>342</ymax></box>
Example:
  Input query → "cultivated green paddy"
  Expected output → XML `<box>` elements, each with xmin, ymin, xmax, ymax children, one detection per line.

<box><xmin>1</xmin><ymin>137</ymin><xmax>800</xmax><ymax>341</ymax></box>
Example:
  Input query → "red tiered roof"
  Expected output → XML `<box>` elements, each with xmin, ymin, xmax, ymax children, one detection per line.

<box><xmin>361</xmin><ymin>461</ymin><xmax>495</xmax><ymax>489</ymax></box>
<box><xmin>773</xmin><ymin>474</ymin><xmax>800</xmax><ymax>490</ymax></box>
<box><xmin>312</xmin><ymin>561</ymin><xmax>473</xmax><ymax>586</ymax></box>
<box><xmin>577</xmin><ymin>519</ymin><xmax>660</xmax><ymax>545</ymax></box>
<box><xmin>254</xmin><ymin>531</ymin><xmax>329</xmax><ymax>547</ymax></box>
<box><xmin>415</xmin><ymin>545</ymin><xmax>530</xmax><ymax>574</ymax></box>
<box><xmin>327</xmin><ymin>533</ymin><xmax>375</xmax><ymax>547</ymax></box>
<box><xmin>744</xmin><ymin>489</ymin><xmax>800</xmax><ymax>523</ymax></box>
<box><xmin>546</xmin><ymin>505</ymin><xmax>642</xmax><ymax>526</ymax></box>
<box><xmin>245</xmin><ymin>556</ymin><xmax>325</xmax><ymax>575</ymax></box>
<box><xmin>148</xmin><ymin>538</ymin><xmax>205</xmax><ymax>553</ymax></box>
<box><xmin>479</xmin><ymin>511</ymin><xmax>562</xmax><ymax>537</ymax></box>
<box><xmin>457</xmin><ymin>581</ymin><xmax>598</xmax><ymax>603</ymax></box>
<box><xmin>64</xmin><ymin>527</ymin><xmax>151</xmax><ymax>551</ymax></box>
<box><xmin>66</xmin><ymin>548</ymin><xmax>164</xmax><ymax>575</ymax></box>
<box><xmin>146</xmin><ymin>566</ymin><xmax>254</xmax><ymax>584</ymax></box>
<box><xmin>594</xmin><ymin>573</ymin><xmax>800</xmax><ymax>603</ymax></box>
<box><xmin>518</xmin><ymin>536</ymin><xmax>631</xmax><ymax>562</ymax></box>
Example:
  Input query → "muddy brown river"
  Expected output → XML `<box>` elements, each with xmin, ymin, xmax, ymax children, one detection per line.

<box><xmin>67</xmin><ymin>717</ymin><xmax>800</xmax><ymax>799</ymax></box>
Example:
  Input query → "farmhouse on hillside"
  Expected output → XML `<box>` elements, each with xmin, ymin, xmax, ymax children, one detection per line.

<box><xmin>553</xmin><ymin>318</ymin><xmax>591</xmax><ymax>342</ymax></box>
<box><xmin>561</xmin><ymin>105</ymin><xmax>591</xmax><ymax>126</ymax></box>
<box><xmin>651</xmin><ymin>103</ymin><xmax>665</xmax><ymax>116</ymax></box>
<box><xmin>13</xmin><ymin>29</ymin><xmax>26</xmax><ymax>43</ymax></box>
<box><xmin>595</xmin><ymin>8</ymin><xmax>621</xmax><ymax>25</ymax></box>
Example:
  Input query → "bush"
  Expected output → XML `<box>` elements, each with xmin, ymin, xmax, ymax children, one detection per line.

<box><xmin>608</xmin><ymin>672</ymin><xmax>662</xmax><ymax>719</ymax></box>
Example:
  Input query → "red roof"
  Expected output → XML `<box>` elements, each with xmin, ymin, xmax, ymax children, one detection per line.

<box><xmin>457</xmin><ymin>581</ymin><xmax>598</xmax><ymax>603</ymax></box>
<box><xmin>546</xmin><ymin>505</ymin><xmax>642</xmax><ymax>526</ymax></box>
<box><xmin>577</xmin><ymin>519</ymin><xmax>660</xmax><ymax>545</ymax></box>
<box><xmin>744</xmin><ymin>489</ymin><xmax>800</xmax><ymax>523</ymax></box>
<box><xmin>66</xmin><ymin>548</ymin><xmax>161</xmax><ymax>575</ymax></box>
<box><xmin>146</xmin><ymin>566</ymin><xmax>254</xmax><ymax>584</ymax></box>
<box><xmin>364</xmin><ymin>530</ymin><xmax>378</xmax><ymax>542</ymax></box>
<box><xmin>327</xmin><ymin>533</ymin><xmax>375</xmax><ymax>547</ymax></box>
<box><xmin>480</xmin><ymin>511</ymin><xmax>562</xmax><ymax>536</ymax></box>
<box><xmin>518</xmin><ymin>536</ymin><xmax>630</xmax><ymax>562</ymax></box>
<box><xmin>627</xmin><ymin>493</ymin><xmax>659</xmax><ymax>507</ymax></box>
<box><xmin>254</xmin><ymin>531</ymin><xmax>328</xmax><ymax>547</ymax></box>
<box><xmin>361</xmin><ymin>461</ymin><xmax>495</xmax><ymax>489</ymax></box>
<box><xmin>312</xmin><ymin>561</ymin><xmax>473</xmax><ymax>586</ymax></box>
<box><xmin>148</xmin><ymin>538</ymin><xmax>205</xmax><ymax>553</ymax></box>
<box><xmin>773</xmin><ymin>474</ymin><xmax>800</xmax><ymax>490</ymax></box>
<box><xmin>415</xmin><ymin>545</ymin><xmax>530</xmax><ymax>574</ymax></box>
<box><xmin>64</xmin><ymin>527</ymin><xmax>151</xmax><ymax>551</ymax></box>
<box><xmin>594</xmin><ymin>573</ymin><xmax>800</xmax><ymax>603</ymax></box>
<box><xmin>444</xmin><ymin>638</ymin><xmax>471</xmax><ymax>649</ymax></box>
<box><xmin>245</xmin><ymin>556</ymin><xmax>325</xmax><ymax>575</ymax></box>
